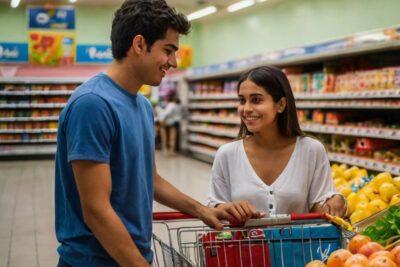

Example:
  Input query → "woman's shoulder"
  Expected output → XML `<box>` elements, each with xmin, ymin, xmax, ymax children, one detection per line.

<box><xmin>298</xmin><ymin>135</ymin><xmax>326</xmax><ymax>152</ymax></box>
<box><xmin>216</xmin><ymin>139</ymin><xmax>242</xmax><ymax>156</ymax></box>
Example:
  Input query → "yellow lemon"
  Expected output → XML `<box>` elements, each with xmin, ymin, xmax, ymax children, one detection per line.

<box><xmin>339</xmin><ymin>163</ymin><xmax>348</xmax><ymax>172</ymax></box>
<box><xmin>389</xmin><ymin>194</ymin><xmax>400</xmax><ymax>206</ymax></box>
<box><xmin>367</xmin><ymin>199</ymin><xmax>388</xmax><ymax>215</ymax></box>
<box><xmin>361</xmin><ymin>186</ymin><xmax>379</xmax><ymax>201</ymax></box>
<box><xmin>354</xmin><ymin>169</ymin><xmax>368</xmax><ymax>179</ymax></box>
<box><xmin>379</xmin><ymin>182</ymin><xmax>399</xmax><ymax>203</ymax></box>
<box><xmin>371</xmin><ymin>172</ymin><xmax>393</xmax><ymax>190</ymax></box>
<box><xmin>334</xmin><ymin>178</ymin><xmax>347</xmax><ymax>189</ymax></box>
<box><xmin>346</xmin><ymin>193</ymin><xmax>358</xmax><ymax>216</ymax></box>
<box><xmin>350</xmin><ymin>209</ymin><xmax>372</xmax><ymax>224</ymax></box>
<box><xmin>355</xmin><ymin>200</ymin><xmax>369</xmax><ymax>211</ymax></box>
<box><xmin>393</xmin><ymin>177</ymin><xmax>400</xmax><ymax>190</ymax></box>
<box><xmin>356</xmin><ymin>193</ymin><xmax>369</xmax><ymax>203</ymax></box>
<box><xmin>340</xmin><ymin>186</ymin><xmax>353</xmax><ymax>197</ymax></box>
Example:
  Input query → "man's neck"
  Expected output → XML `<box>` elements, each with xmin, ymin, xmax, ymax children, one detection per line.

<box><xmin>106</xmin><ymin>60</ymin><xmax>142</xmax><ymax>94</ymax></box>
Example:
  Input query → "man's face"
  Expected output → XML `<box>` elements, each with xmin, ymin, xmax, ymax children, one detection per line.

<box><xmin>140</xmin><ymin>28</ymin><xmax>179</xmax><ymax>86</ymax></box>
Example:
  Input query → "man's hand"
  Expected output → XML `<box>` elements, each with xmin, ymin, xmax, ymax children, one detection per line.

<box><xmin>215</xmin><ymin>200</ymin><xmax>265</xmax><ymax>224</ymax></box>
<box><xmin>322</xmin><ymin>195</ymin><xmax>346</xmax><ymax>217</ymax></box>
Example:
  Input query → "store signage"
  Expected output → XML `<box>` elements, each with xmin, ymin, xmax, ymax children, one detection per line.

<box><xmin>0</xmin><ymin>43</ymin><xmax>28</xmax><ymax>63</ymax></box>
<box><xmin>29</xmin><ymin>31</ymin><xmax>76</xmax><ymax>65</ymax></box>
<box><xmin>76</xmin><ymin>45</ymin><xmax>112</xmax><ymax>64</ymax></box>
<box><xmin>28</xmin><ymin>6</ymin><xmax>75</xmax><ymax>30</ymax></box>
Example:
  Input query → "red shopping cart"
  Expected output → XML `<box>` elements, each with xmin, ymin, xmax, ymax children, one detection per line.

<box><xmin>152</xmin><ymin>212</ymin><xmax>344</xmax><ymax>267</ymax></box>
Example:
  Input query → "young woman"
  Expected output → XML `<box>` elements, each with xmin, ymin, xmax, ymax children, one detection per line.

<box><xmin>207</xmin><ymin>65</ymin><xmax>346</xmax><ymax>222</ymax></box>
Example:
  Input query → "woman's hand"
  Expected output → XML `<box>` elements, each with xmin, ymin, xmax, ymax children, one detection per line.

<box><xmin>322</xmin><ymin>195</ymin><xmax>346</xmax><ymax>217</ymax></box>
<box><xmin>216</xmin><ymin>200</ymin><xmax>265</xmax><ymax>223</ymax></box>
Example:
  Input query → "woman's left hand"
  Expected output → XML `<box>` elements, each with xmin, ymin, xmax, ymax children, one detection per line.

<box><xmin>322</xmin><ymin>195</ymin><xmax>346</xmax><ymax>217</ymax></box>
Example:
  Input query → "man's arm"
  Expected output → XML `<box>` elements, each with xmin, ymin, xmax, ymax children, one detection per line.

<box><xmin>72</xmin><ymin>160</ymin><xmax>150</xmax><ymax>267</ymax></box>
<box><xmin>153</xmin><ymin>160</ymin><xmax>233</xmax><ymax>229</ymax></box>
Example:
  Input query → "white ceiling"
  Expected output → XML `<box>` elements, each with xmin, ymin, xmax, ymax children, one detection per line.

<box><xmin>0</xmin><ymin>0</ymin><xmax>242</xmax><ymax>14</ymax></box>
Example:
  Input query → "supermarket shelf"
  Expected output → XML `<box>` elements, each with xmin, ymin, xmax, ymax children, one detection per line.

<box><xmin>188</xmin><ymin>103</ymin><xmax>237</xmax><ymax>109</ymax></box>
<box><xmin>188</xmin><ymin>134</ymin><xmax>229</xmax><ymax>148</ymax></box>
<box><xmin>187</xmin><ymin>40</ymin><xmax>400</xmax><ymax>81</ymax></box>
<box><xmin>188</xmin><ymin>93</ymin><xmax>238</xmax><ymax>100</ymax></box>
<box><xmin>0</xmin><ymin>144</ymin><xmax>57</xmax><ymax>156</ymax></box>
<box><xmin>188</xmin><ymin>125</ymin><xmax>238</xmax><ymax>138</ymax></box>
<box><xmin>0</xmin><ymin>103</ymin><xmax>67</xmax><ymax>109</ymax></box>
<box><xmin>294</xmin><ymin>89</ymin><xmax>400</xmax><ymax>100</ymax></box>
<box><xmin>328</xmin><ymin>152</ymin><xmax>400</xmax><ymax>175</ymax></box>
<box><xmin>296</xmin><ymin>100</ymin><xmax>400</xmax><ymax>109</ymax></box>
<box><xmin>0</xmin><ymin>129</ymin><xmax>57</xmax><ymax>134</ymax></box>
<box><xmin>0</xmin><ymin>77</ymin><xmax>86</xmax><ymax>84</ymax></box>
<box><xmin>0</xmin><ymin>90</ymin><xmax>73</xmax><ymax>96</ymax></box>
<box><xmin>190</xmin><ymin>89</ymin><xmax>400</xmax><ymax>101</ymax></box>
<box><xmin>189</xmin><ymin>116</ymin><xmax>240</xmax><ymax>125</ymax></box>
<box><xmin>301</xmin><ymin>123</ymin><xmax>400</xmax><ymax>140</ymax></box>
<box><xmin>0</xmin><ymin>116</ymin><xmax>59</xmax><ymax>122</ymax></box>
<box><xmin>0</xmin><ymin>139</ymin><xmax>57</xmax><ymax>144</ymax></box>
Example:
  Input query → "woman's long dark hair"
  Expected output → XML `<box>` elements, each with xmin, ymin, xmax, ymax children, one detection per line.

<box><xmin>237</xmin><ymin>65</ymin><xmax>304</xmax><ymax>138</ymax></box>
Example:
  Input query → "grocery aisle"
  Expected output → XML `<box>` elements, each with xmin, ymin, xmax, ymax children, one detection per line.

<box><xmin>0</xmin><ymin>152</ymin><xmax>212</xmax><ymax>267</ymax></box>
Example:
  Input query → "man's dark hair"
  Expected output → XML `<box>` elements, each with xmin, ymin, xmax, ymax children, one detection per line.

<box><xmin>111</xmin><ymin>0</ymin><xmax>191</xmax><ymax>60</ymax></box>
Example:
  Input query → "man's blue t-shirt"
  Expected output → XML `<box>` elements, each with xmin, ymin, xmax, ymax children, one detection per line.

<box><xmin>55</xmin><ymin>73</ymin><xmax>155</xmax><ymax>267</ymax></box>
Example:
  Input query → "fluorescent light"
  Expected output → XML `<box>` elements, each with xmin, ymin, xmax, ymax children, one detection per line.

<box><xmin>69</xmin><ymin>0</ymin><xmax>77</xmax><ymax>2</ymax></box>
<box><xmin>187</xmin><ymin>6</ymin><xmax>217</xmax><ymax>21</ymax></box>
<box><xmin>10</xmin><ymin>0</ymin><xmax>20</xmax><ymax>8</ymax></box>
<box><xmin>227</xmin><ymin>0</ymin><xmax>255</xmax><ymax>12</ymax></box>
<box><xmin>256</xmin><ymin>0</ymin><xmax>269</xmax><ymax>2</ymax></box>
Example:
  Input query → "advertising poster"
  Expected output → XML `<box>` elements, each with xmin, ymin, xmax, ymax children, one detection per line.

<box><xmin>28</xmin><ymin>6</ymin><xmax>75</xmax><ymax>30</ymax></box>
<box><xmin>29</xmin><ymin>31</ymin><xmax>76</xmax><ymax>65</ymax></box>
<box><xmin>176</xmin><ymin>45</ymin><xmax>192</xmax><ymax>69</ymax></box>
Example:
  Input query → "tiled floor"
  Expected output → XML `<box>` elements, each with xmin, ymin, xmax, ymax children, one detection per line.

<box><xmin>0</xmin><ymin>152</ymin><xmax>212</xmax><ymax>267</ymax></box>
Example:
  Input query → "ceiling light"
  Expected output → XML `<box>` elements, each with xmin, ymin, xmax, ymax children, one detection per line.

<box><xmin>69</xmin><ymin>0</ymin><xmax>77</xmax><ymax>3</ymax></box>
<box><xmin>187</xmin><ymin>6</ymin><xmax>217</xmax><ymax>21</ymax></box>
<box><xmin>256</xmin><ymin>0</ymin><xmax>269</xmax><ymax>2</ymax></box>
<box><xmin>10</xmin><ymin>0</ymin><xmax>20</xmax><ymax>8</ymax></box>
<box><xmin>227</xmin><ymin>0</ymin><xmax>255</xmax><ymax>12</ymax></box>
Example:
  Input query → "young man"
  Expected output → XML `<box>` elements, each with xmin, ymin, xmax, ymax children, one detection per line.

<box><xmin>54</xmin><ymin>1</ymin><xmax>235</xmax><ymax>266</ymax></box>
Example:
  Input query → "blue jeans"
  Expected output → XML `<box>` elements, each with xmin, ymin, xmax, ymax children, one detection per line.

<box><xmin>57</xmin><ymin>258</ymin><xmax>73</xmax><ymax>267</ymax></box>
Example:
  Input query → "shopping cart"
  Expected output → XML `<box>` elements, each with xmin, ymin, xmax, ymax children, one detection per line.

<box><xmin>152</xmin><ymin>212</ymin><xmax>344</xmax><ymax>267</ymax></box>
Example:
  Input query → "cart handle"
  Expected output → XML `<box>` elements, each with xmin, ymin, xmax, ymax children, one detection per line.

<box><xmin>153</xmin><ymin>211</ymin><xmax>325</xmax><ymax>221</ymax></box>
<box><xmin>153</xmin><ymin>211</ymin><xmax>194</xmax><ymax>221</ymax></box>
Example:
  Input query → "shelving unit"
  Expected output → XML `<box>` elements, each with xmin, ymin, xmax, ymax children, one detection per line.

<box><xmin>183</xmin><ymin>26</ymin><xmax>400</xmax><ymax>174</ymax></box>
<box><xmin>0</xmin><ymin>77</ymin><xmax>85</xmax><ymax>156</ymax></box>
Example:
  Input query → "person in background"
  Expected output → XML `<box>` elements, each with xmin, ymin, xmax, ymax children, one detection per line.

<box><xmin>159</xmin><ymin>93</ymin><xmax>182</xmax><ymax>155</ymax></box>
<box><xmin>54</xmin><ymin>1</ymin><xmax>232</xmax><ymax>267</ymax></box>
<box><xmin>207</xmin><ymin>65</ymin><xmax>346</xmax><ymax>222</ymax></box>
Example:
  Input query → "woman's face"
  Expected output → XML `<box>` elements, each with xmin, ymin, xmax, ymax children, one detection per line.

<box><xmin>237</xmin><ymin>79</ymin><xmax>284</xmax><ymax>134</ymax></box>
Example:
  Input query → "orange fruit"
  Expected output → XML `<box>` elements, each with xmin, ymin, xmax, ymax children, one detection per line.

<box><xmin>367</xmin><ymin>256</ymin><xmax>397</xmax><ymax>267</ymax></box>
<box><xmin>358</xmin><ymin>242</ymin><xmax>384</xmax><ymax>258</ymax></box>
<box><xmin>369</xmin><ymin>250</ymin><xmax>395</xmax><ymax>261</ymax></box>
<box><xmin>343</xmin><ymin>254</ymin><xmax>368</xmax><ymax>267</ymax></box>
<box><xmin>305</xmin><ymin>260</ymin><xmax>326</xmax><ymax>267</ymax></box>
<box><xmin>326</xmin><ymin>249</ymin><xmax>352</xmax><ymax>267</ymax></box>
<box><xmin>348</xmin><ymin>234</ymin><xmax>372</xmax><ymax>254</ymax></box>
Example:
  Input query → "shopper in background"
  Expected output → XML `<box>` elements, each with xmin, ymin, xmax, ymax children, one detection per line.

<box><xmin>159</xmin><ymin>93</ymin><xmax>182</xmax><ymax>155</ymax></box>
<box><xmin>207</xmin><ymin>66</ymin><xmax>346</xmax><ymax>222</ymax></box>
<box><xmin>54</xmin><ymin>1</ymin><xmax>232</xmax><ymax>267</ymax></box>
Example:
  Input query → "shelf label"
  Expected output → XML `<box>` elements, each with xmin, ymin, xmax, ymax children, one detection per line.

<box><xmin>76</xmin><ymin>45</ymin><xmax>112</xmax><ymax>64</ymax></box>
<box><xmin>0</xmin><ymin>43</ymin><xmax>28</xmax><ymax>63</ymax></box>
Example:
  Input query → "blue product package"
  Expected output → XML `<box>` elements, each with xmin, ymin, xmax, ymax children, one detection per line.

<box><xmin>263</xmin><ymin>222</ymin><xmax>342</xmax><ymax>267</ymax></box>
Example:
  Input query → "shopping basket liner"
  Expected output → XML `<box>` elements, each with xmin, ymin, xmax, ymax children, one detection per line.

<box><xmin>200</xmin><ymin>223</ymin><xmax>341</xmax><ymax>267</ymax></box>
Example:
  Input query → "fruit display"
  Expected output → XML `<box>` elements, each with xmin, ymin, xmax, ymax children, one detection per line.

<box><xmin>306</xmin><ymin>233</ymin><xmax>400</xmax><ymax>266</ymax></box>
<box><xmin>332</xmin><ymin>163</ymin><xmax>400</xmax><ymax>224</ymax></box>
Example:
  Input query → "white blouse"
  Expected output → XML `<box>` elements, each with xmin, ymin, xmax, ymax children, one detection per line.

<box><xmin>207</xmin><ymin>136</ymin><xmax>339</xmax><ymax>215</ymax></box>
